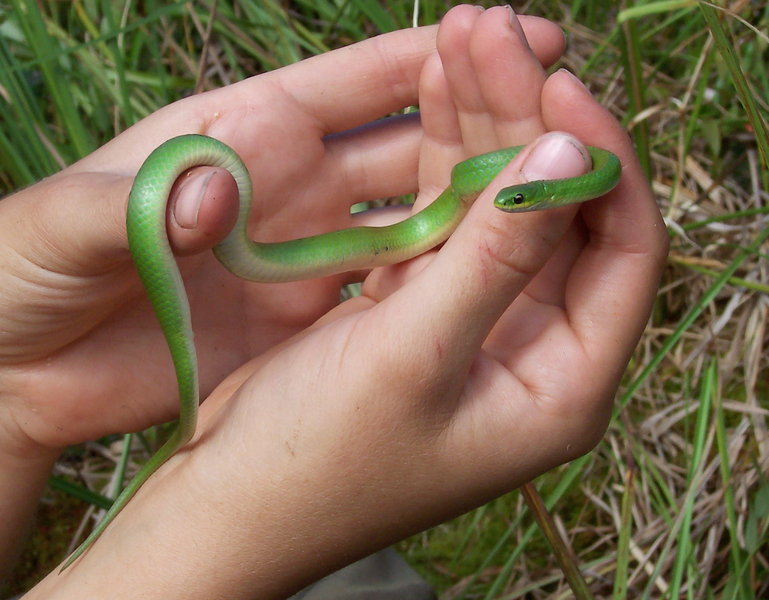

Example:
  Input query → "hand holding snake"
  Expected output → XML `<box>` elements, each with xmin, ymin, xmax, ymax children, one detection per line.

<box><xmin>1</xmin><ymin>8</ymin><xmax>666</xmax><ymax>594</ymax></box>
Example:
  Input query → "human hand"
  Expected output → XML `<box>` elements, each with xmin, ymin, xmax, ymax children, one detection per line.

<box><xmin>34</xmin><ymin>5</ymin><xmax>666</xmax><ymax>598</ymax></box>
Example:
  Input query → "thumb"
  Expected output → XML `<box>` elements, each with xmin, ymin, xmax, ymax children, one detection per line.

<box><xmin>166</xmin><ymin>166</ymin><xmax>241</xmax><ymax>257</ymax></box>
<box><xmin>0</xmin><ymin>163</ymin><xmax>239</xmax><ymax>359</ymax></box>
<box><xmin>2</xmin><ymin>164</ymin><xmax>240</xmax><ymax>273</ymax></box>
<box><xmin>384</xmin><ymin>132</ymin><xmax>592</xmax><ymax>376</ymax></box>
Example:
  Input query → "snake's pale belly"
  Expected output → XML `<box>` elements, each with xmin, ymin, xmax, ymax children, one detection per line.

<box><xmin>61</xmin><ymin>134</ymin><xmax>621</xmax><ymax>569</ymax></box>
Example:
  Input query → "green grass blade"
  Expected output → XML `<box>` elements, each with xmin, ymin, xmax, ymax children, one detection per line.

<box><xmin>715</xmin><ymin>391</ymin><xmax>750</xmax><ymax>600</ymax></box>
<box><xmin>613</xmin><ymin>462</ymin><xmax>636</xmax><ymax>599</ymax></box>
<box><xmin>617</xmin><ymin>0</ymin><xmax>696</xmax><ymax>23</ymax></box>
<box><xmin>699</xmin><ymin>1</ymin><xmax>769</xmax><ymax>176</ymax></box>
<box><xmin>11</xmin><ymin>0</ymin><xmax>95</xmax><ymax>159</ymax></box>
<box><xmin>619</xmin><ymin>2</ymin><xmax>651</xmax><ymax>181</ymax></box>
<box><xmin>0</xmin><ymin>34</ymin><xmax>61</xmax><ymax>184</ymax></box>
<box><xmin>668</xmin><ymin>360</ymin><xmax>715</xmax><ymax>599</ymax></box>
<box><xmin>349</xmin><ymin>0</ymin><xmax>400</xmax><ymax>32</ymax></box>
<box><xmin>48</xmin><ymin>477</ymin><xmax>114</xmax><ymax>511</ymax></box>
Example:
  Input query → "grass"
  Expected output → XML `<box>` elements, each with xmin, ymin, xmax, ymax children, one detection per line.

<box><xmin>1</xmin><ymin>0</ymin><xmax>769</xmax><ymax>597</ymax></box>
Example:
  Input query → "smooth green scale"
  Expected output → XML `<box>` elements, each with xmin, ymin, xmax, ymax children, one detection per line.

<box><xmin>62</xmin><ymin>134</ymin><xmax>621</xmax><ymax>570</ymax></box>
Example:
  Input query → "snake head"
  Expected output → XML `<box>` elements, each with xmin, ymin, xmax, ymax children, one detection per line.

<box><xmin>493</xmin><ymin>181</ymin><xmax>554</xmax><ymax>212</ymax></box>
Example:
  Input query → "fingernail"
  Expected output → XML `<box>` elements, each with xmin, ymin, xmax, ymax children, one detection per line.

<box><xmin>174</xmin><ymin>171</ymin><xmax>213</xmax><ymax>229</ymax></box>
<box><xmin>558</xmin><ymin>68</ymin><xmax>592</xmax><ymax>96</ymax></box>
<box><xmin>506</xmin><ymin>6</ymin><xmax>529</xmax><ymax>46</ymax></box>
<box><xmin>521</xmin><ymin>134</ymin><xmax>591</xmax><ymax>181</ymax></box>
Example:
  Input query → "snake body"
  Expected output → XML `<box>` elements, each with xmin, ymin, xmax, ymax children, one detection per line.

<box><xmin>62</xmin><ymin>134</ymin><xmax>621</xmax><ymax>569</ymax></box>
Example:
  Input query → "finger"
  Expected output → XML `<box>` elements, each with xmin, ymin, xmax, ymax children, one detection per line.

<box><xmin>436</xmin><ymin>6</ymin><xmax>498</xmax><ymax>146</ymax></box>
<box><xmin>3</xmin><ymin>162</ymin><xmax>240</xmax><ymax>287</ymax></box>
<box><xmin>269</xmin><ymin>27</ymin><xmax>435</xmax><ymax>135</ymax></box>
<box><xmin>541</xmin><ymin>71</ymin><xmax>669</xmax><ymax>382</ymax></box>
<box><xmin>413</xmin><ymin>52</ymin><xmax>463</xmax><ymax>207</ymax></box>
<box><xmin>1</xmin><ymin>171</ymin><xmax>132</xmax><ymax>269</ymax></box>
<box><xmin>467</xmin><ymin>7</ymin><xmax>550</xmax><ymax>146</ymax></box>
<box><xmin>437</xmin><ymin>6</ymin><xmax>549</xmax><ymax>155</ymax></box>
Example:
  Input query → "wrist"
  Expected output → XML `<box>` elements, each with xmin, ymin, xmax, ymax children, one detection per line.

<box><xmin>27</xmin><ymin>443</ymin><xmax>326</xmax><ymax>599</ymax></box>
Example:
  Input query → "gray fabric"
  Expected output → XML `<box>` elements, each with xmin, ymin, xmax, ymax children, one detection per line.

<box><xmin>290</xmin><ymin>548</ymin><xmax>436</xmax><ymax>600</ymax></box>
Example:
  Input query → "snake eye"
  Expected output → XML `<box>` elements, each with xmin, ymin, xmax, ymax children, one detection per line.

<box><xmin>513</xmin><ymin>193</ymin><xmax>525</xmax><ymax>205</ymax></box>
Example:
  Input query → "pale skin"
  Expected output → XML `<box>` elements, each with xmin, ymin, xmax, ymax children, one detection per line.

<box><xmin>0</xmin><ymin>5</ymin><xmax>667</xmax><ymax>599</ymax></box>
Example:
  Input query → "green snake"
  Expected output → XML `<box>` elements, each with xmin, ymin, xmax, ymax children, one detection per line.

<box><xmin>62</xmin><ymin>133</ymin><xmax>621</xmax><ymax>569</ymax></box>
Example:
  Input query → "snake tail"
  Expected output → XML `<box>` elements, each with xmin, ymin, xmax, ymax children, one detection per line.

<box><xmin>60</xmin><ymin>426</ymin><xmax>189</xmax><ymax>571</ymax></box>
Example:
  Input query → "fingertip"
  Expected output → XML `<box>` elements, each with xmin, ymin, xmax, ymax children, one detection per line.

<box><xmin>541</xmin><ymin>69</ymin><xmax>666</xmax><ymax>249</ymax></box>
<box><xmin>167</xmin><ymin>167</ymin><xmax>240</xmax><ymax>256</ymax></box>
<box><xmin>469</xmin><ymin>6</ymin><xmax>533</xmax><ymax>63</ymax></box>
<box><xmin>552</xmin><ymin>68</ymin><xmax>594</xmax><ymax>97</ymax></box>
<box><xmin>518</xmin><ymin>16</ymin><xmax>566</xmax><ymax>68</ymax></box>
<box><xmin>437</xmin><ymin>4</ymin><xmax>481</xmax><ymax>50</ymax></box>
